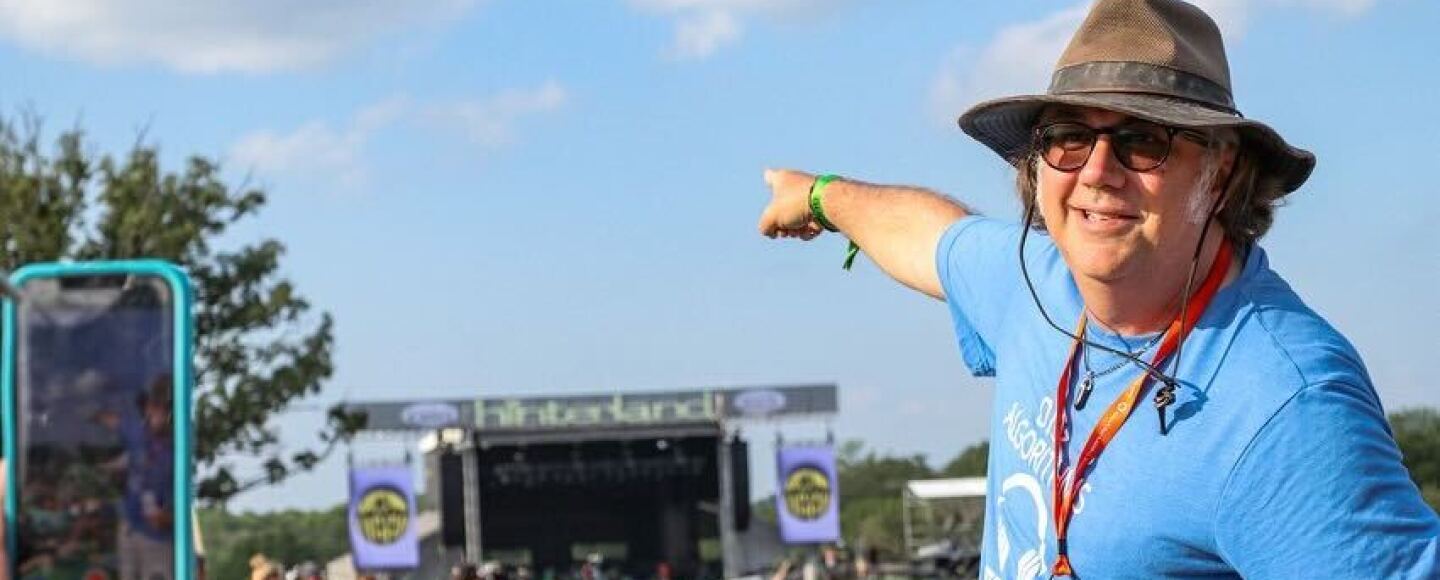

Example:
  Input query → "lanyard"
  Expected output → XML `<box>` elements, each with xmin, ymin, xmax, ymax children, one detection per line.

<box><xmin>1049</xmin><ymin>240</ymin><xmax>1233</xmax><ymax>578</ymax></box>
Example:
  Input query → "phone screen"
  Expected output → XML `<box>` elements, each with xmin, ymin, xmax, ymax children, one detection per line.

<box><xmin>14</xmin><ymin>274</ymin><xmax>176</xmax><ymax>580</ymax></box>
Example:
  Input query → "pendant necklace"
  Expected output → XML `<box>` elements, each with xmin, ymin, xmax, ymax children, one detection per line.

<box><xmin>1074</xmin><ymin>322</ymin><xmax>1164</xmax><ymax>410</ymax></box>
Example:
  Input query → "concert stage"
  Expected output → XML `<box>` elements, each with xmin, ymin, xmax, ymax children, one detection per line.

<box><xmin>347</xmin><ymin>384</ymin><xmax>837</xmax><ymax>577</ymax></box>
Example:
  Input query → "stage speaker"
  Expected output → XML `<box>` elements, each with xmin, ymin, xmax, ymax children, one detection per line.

<box><xmin>438</xmin><ymin>451</ymin><xmax>467</xmax><ymax>547</ymax></box>
<box><xmin>730</xmin><ymin>437</ymin><xmax>750</xmax><ymax>531</ymax></box>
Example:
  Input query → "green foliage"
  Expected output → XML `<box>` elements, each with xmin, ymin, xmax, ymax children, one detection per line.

<box><xmin>823</xmin><ymin>406</ymin><xmax>1440</xmax><ymax>556</ymax></box>
<box><xmin>940</xmin><ymin>441</ymin><xmax>988</xmax><ymax>478</ymax></box>
<box><xmin>198</xmin><ymin>505</ymin><xmax>348</xmax><ymax>576</ymax></box>
<box><xmin>1390</xmin><ymin>408</ymin><xmax>1440</xmax><ymax>514</ymax></box>
<box><xmin>747</xmin><ymin>440</ymin><xmax>993</xmax><ymax>555</ymax></box>
<box><xmin>1422</xmin><ymin>485</ymin><xmax>1440</xmax><ymax>514</ymax></box>
<box><xmin>752</xmin><ymin>493</ymin><xmax>776</xmax><ymax>527</ymax></box>
<box><xmin>0</xmin><ymin>116</ymin><xmax>360</xmax><ymax>503</ymax></box>
<box><xmin>828</xmin><ymin>439</ymin><xmax>988</xmax><ymax>556</ymax></box>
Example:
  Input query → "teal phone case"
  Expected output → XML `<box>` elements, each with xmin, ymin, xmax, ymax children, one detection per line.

<box><xmin>2</xmin><ymin>260</ymin><xmax>195</xmax><ymax>579</ymax></box>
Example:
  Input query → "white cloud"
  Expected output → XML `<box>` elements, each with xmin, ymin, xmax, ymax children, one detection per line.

<box><xmin>632</xmin><ymin>0</ymin><xmax>774</xmax><ymax>12</ymax></box>
<box><xmin>1266</xmin><ymin>0</ymin><xmax>1377</xmax><ymax>18</ymax></box>
<box><xmin>928</xmin><ymin>3</ymin><xmax>1087</xmax><ymax>123</ymax></box>
<box><xmin>1188</xmin><ymin>0</ymin><xmax>1254</xmax><ymax>36</ymax></box>
<box><xmin>669</xmin><ymin>10</ymin><xmax>742</xmax><ymax>60</ymax></box>
<box><xmin>0</xmin><ymin>0</ymin><xmax>476</xmax><ymax>73</ymax></box>
<box><xmin>628</xmin><ymin>0</ymin><xmax>827</xmax><ymax>61</ymax></box>
<box><xmin>230</xmin><ymin>99</ymin><xmax>408</xmax><ymax>190</ymax></box>
<box><xmin>230</xmin><ymin>82</ymin><xmax>567</xmax><ymax>192</ymax></box>
<box><xmin>230</xmin><ymin>106</ymin><xmax>385</xmax><ymax>190</ymax></box>
<box><xmin>1192</xmin><ymin>0</ymin><xmax>1380</xmax><ymax>37</ymax></box>
<box><xmin>422</xmin><ymin>81</ymin><xmax>569</xmax><ymax>147</ymax></box>
<box><xmin>929</xmin><ymin>0</ymin><xmax>1382</xmax><ymax>124</ymax></box>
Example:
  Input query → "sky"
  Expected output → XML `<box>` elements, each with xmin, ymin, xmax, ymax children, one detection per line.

<box><xmin>0</xmin><ymin>0</ymin><xmax>1435</xmax><ymax>512</ymax></box>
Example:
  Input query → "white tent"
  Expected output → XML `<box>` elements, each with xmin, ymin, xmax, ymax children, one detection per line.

<box><xmin>902</xmin><ymin>477</ymin><xmax>987</xmax><ymax>571</ymax></box>
<box><xmin>905</xmin><ymin>477</ymin><xmax>986</xmax><ymax>500</ymax></box>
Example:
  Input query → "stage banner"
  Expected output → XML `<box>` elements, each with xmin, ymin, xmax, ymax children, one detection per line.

<box><xmin>775</xmin><ymin>445</ymin><xmax>841</xmax><ymax>543</ymax></box>
<box><xmin>348</xmin><ymin>465</ymin><xmax>420</xmax><ymax>569</ymax></box>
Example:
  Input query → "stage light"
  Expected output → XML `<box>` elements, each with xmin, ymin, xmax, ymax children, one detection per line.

<box><xmin>440</xmin><ymin>428</ymin><xmax>466</xmax><ymax>445</ymax></box>
<box><xmin>417</xmin><ymin>431</ymin><xmax>439</xmax><ymax>453</ymax></box>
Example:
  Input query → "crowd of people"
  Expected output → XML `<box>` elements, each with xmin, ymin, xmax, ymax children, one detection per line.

<box><xmin>248</xmin><ymin>554</ymin><xmax>324</xmax><ymax>580</ymax></box>
<box><xmin>760</xmin><ymin>545</ymin><xmax>881</xmax><ymax>580</ymax></box>
<box><xmin>446</xmin><ymin>554</ymin><xmax>634</xmax><ymax>580</ymax></box>
<box><xmin>445</xmin><ymin>560</ymin><xmax>529</xmax><ymax>580</ymax></box>
<box><xmin>240</xmin><ymin>544</ymin><xmax>915</xmax><ymax>580</ymax></box>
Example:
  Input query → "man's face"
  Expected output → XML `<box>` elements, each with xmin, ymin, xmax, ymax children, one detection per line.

<box><xmin>1034</xmin><ymin>106</ymin><xmax>1231</xmax><ymax>285</ymax></box>
<box><xmin>145</xmin><ymin>400</ymin><xmax>170</xmax><ymax>431</ymax></box>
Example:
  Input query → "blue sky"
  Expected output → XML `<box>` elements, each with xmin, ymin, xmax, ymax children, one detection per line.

<box><xmin>1</xmin><ymin>0</ymin><xmax>1435</xmax><ymax>512</ymax></box>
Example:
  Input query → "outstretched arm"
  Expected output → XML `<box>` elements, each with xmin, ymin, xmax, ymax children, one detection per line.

<box><xmin>757</xmin><ymin>169</ymin><xmax>969</xmax><ymax>299</ymax></box>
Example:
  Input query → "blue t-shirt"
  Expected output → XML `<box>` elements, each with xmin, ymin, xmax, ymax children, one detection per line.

<box><xmin>119</xmin><ymin>404</ymin><xmax>174</xmax><ymax>541</ymax></box>
<box><xmin>936</xmin><ymin>216</ymin><xmax>1439</xmax><ymax>579</ymax></box>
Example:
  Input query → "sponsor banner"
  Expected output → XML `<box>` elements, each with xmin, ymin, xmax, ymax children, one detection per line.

<box><xmin>776</xmin><ymin>445</ymin><xmax>841</xmax><ymax>544</ymax></box>
<box><xmin>354</xmin><ymin>401</ymin><xmax>470</xmax><ymax>431</ymax></box>
<box><xmin>719</xmin><ymin>385</ymin><xmax>837</xmax><ymax>419</ymax></box>
<box><xmin>731</xmin><ymin>389</ymin><xmax>787</xmax><ymax>417</ymax></box>
<box><xmin>399</xmin><ymin>402</ymin><xmax>462</xmax><ymax>428</ymax></box>
<box><xmin>348</xmin><ymin>466</ymin><xmax>419</xmax><ymax>570</ymax></box>
<box><xmin>348</xmin><ymin>384</ymin><xmax>837</xmax><ymax>432</ymax></box>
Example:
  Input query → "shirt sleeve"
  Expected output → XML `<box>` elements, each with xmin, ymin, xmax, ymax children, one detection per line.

<box><xmin>934</xmin><ymin>216</ymin><xmax>1047</xmax><ymax>377</ymax></box>
<box><xmin>1215</xmin><ymin>380</ymin><xmax>1440</xmax><ymax>578</ymax></box>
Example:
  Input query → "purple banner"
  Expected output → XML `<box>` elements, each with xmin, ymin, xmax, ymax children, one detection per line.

<box><xmin>348</xmin><ymin>465</ymin><xmax>420</xmax><ymax>570</ymax></box>
<box><xmin>775</xmin><ymin>445</ymin><xmax>841</xmax><ymax>543</ymax></box>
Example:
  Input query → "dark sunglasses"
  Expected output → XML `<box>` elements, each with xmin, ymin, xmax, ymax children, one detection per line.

<box><xmin>1034</xmin><ymin>121</ymin><xmax>1210</xmax><ymax>173</ymax></box>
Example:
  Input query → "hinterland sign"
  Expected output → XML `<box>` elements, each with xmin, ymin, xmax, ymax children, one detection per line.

<box><xmin>347</xmin><ymin>383</ymin><xmax>837</xmax><ymax>432</ymax></box>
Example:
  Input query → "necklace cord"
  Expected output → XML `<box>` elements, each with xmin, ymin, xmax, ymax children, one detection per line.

<box><xmin>1017</xmin><ymin>196</ymin><xmax>1180</xmax><ymax>393</ymax></box>
<box><xmin>1159</xmin><ymin>150</ymin><xmax>1241</xmax><ymax>429</ymax></box>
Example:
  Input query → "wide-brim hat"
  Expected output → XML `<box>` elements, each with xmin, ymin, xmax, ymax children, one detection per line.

<box><xmin>958</xmin><ymin>0</ymin><xmax>1315</xmax><ymax>193</ymax></box>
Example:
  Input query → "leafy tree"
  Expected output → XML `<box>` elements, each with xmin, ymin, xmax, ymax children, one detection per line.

<box><xmin>940</xmin><ymin>441</ymin><xmax>988</xmax><ymax>478</ymax></box>
<box><xmin>1391</xmin><ymin>408</ymin><xmax>1440</xmax><ymax>513</ymax></box>
<box><xmin>754</xmin><ymin>407</ymin><xmax>1440</xmax><ymax>561</ymax></box>
<box><xmin>198</xmin><ymin>505</ymin><xmax>349</xmax><ymax>576</ymax></box>
<box><xmin>752</xmin><ymin>493</ymin><xmax>777</xmax><ymax>527</ymax></box>
<box><xmin>755</xmin><ymin>440</ymin><xmax>994</xmax><ymax>556</ymax></box>
<box><xmin>835</xmin><ymin>440</ymin><xmax>936</xmax><ymax>555</ymax></box>
<box><xmin>0</xmin><ymin>116</ymin><xmax>362</xmax><ymax>503</ymax></box>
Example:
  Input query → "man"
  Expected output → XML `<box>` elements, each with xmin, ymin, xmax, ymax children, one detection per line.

<box><xmin>756</xmin><ymin>0</ymin><xmax>1438</xmax><ymax>577</ymax></box>
<box><xmin>249</xmin><ymin>555</ymin><xmax>282</xmax><ymax>580</ymax></box>
<box><xmin>117</xmin><ymin>375</ymin><xmax>176</xmax><ymax>580</ymax></box>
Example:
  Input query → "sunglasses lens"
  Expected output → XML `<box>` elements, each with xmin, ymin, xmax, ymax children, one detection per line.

<box><xmin>1037</xmin><ymin>121</ymin><xmax>1177</xmax><ymax>172</ymax></box>
<box><xmin>1114</xmin><ymin>126</ymin><xmax>1171</xmax><ymax>171</ymax></box>
<box><xmin>1040</xmin><ymin>124</ymin><xmax>1093</xmax><ymax>171</ymax></box>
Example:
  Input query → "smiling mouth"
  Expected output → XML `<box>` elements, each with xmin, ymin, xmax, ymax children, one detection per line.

<box><xmin>1077</xmin><ymin>208</ymin><xmax>1138</xmax><ymax>222</ymax></box>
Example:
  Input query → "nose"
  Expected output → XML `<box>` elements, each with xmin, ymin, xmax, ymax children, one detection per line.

<box><xmin>1078</xmin><ymin>134</ymin><xmax>1126</xmax><ymax>191</ymax></box>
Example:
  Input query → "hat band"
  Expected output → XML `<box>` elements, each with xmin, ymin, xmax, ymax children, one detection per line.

<box><xmin>1048</xmin><ymin>61</ymin><xmax>1237</xmax><ymax>114</ymax></box>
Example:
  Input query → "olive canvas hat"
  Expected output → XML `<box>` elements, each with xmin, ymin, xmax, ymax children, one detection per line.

<box><xmin>958</xmin><ymin>0</ymin><xmax>1315</xmax><ymax>192</ymax></box>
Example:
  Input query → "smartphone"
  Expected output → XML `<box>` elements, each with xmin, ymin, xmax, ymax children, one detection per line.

<box><xmin>2</xmin><ymin>261</ymin><xmax>194</xmax><ymax>580</ymax></box>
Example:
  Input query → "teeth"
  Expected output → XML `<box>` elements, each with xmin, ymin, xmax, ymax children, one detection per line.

<box><xmin>1082</xmin><ymin>210</ymin><xmax>1121</xmax><ymax>221</ymax></box>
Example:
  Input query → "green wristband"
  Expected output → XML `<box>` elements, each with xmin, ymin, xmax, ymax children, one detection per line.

<box><xmin>807</xmin><ymin>174</ymin><xmax>862</xmax><ymax>271</ymax></box>
<box><xmin>809</xmin><ymin>174</ymin><xmax>840</xmax><ymax>232</ymax></box>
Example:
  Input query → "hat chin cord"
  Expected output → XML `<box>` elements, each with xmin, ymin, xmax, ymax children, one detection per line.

<box><xmin>1016</xmin><ymin>152</ymin><xmax>1239</xmax><ymax>435</ymax></box>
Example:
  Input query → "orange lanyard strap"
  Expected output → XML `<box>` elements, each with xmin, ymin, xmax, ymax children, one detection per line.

<box><xmin>1048</xmin><ymin>240</ymin><xmax>1232</xmax><ymax>578</ymax></box>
